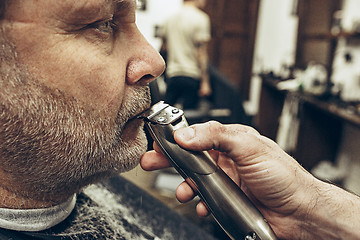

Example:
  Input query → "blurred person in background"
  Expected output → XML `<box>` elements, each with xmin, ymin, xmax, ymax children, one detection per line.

<box><xmin>161</xmin><ymin>0</ymin><xmax>212</xmax><ymax>110</ymax></box>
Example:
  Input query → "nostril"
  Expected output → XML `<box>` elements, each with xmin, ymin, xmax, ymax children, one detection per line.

<box><xmin>140</xmin><ymin>74</ymin><xmax>155</xmax><ymax>84</ymax></box>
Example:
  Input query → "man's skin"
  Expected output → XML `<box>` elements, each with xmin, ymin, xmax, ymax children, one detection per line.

<box><xmin>0</xmin><ymin>0</ymin><xmax>164</xmax><ymax>209</ymax></box>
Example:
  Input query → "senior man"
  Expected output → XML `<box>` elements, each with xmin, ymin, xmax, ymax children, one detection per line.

<box><xmin>0</xmin><ymin>0</ymin><xmax>218</xmax><ymax>239</ymax></box>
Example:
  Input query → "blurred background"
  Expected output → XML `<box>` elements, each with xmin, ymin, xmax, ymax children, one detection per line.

<box><xmin>122</xmin><ymin>0</ymin><xmax>360</xmax><ymax>238</ymax></box>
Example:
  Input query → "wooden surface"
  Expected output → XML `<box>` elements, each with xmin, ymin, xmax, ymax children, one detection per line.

<box><xmin>204</xmin><ymin>0</ymin><xmax>260</xmax><ymax>100</ymax></box>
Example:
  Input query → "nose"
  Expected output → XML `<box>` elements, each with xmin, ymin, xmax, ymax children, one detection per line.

<box><xmin>125</xmin><ymin>28</ymin><xmax>165</xmax><ymax>85</ymax></box>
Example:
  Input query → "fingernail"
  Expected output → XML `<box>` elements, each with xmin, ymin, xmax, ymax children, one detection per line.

<box><xmin>175</xmin><ymin>127</ymin><xmax>195</xmax><ymax>141</ymax></box>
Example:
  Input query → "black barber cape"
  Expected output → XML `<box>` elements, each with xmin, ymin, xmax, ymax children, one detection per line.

<box><xmin>0</xmin><ymin>176</ymin><xmax>217</xmax><ymax>240</ymax></box>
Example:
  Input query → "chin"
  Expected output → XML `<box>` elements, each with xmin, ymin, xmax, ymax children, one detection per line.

<box><xmin>115</xmin><ymin>118</ymin><xmax>148</xmax><ymax>173</ymax></box>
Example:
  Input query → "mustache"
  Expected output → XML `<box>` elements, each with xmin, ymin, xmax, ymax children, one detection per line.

<box><xmin>115</xmin><ymin>85</ymin><xmax>151</xmax><ymax>129</ymax></box>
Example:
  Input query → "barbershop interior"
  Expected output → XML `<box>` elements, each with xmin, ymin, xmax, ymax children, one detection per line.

<box><xmin>122</xmin><ymin>0</ymin><xmax>360</xmax><ymax>238</ymax></box>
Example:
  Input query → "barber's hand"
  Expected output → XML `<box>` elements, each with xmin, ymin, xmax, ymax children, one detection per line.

<box><xmin>141</xmin><ymin>121</ymin><xmax>320</xmax><ymax>239</ymax></box>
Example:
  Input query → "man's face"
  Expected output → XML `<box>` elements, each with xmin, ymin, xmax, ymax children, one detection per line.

<box><xmin>0</xmin><ymin>0</ymin><xmax>164</xmax><ymax>203</ymax></box>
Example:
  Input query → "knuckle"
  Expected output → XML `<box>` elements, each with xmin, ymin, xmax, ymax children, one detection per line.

<box><xmin>243</xmin><ymin>125</ymin><xmax>259</xmax><ymax>135</ymax></box>
<box><xmin>228</xmin><ymin>123</ymin><xmax>260</xmax><ymax>136</ymax></box>
<box><xmin>206</xmin><ymin>121</ymin><xmax>224</xmax><ymax>149</ymax></box>
<box><xmin>206</xmin><ymin>120</ymin><xmax>224</xmax><ymax>134</ymax></box>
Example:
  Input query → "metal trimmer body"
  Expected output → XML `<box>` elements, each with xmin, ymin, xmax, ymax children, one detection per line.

<box><xmin>140</xmin><ymin>101</ymin><xmax>278</xmax><ymax>240</ymax></box>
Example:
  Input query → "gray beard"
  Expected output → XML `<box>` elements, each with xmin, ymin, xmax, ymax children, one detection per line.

<box><xmin>0</xmin><ymin>35</ymin><xmax>150</xmax><ymax>203</ymax></box>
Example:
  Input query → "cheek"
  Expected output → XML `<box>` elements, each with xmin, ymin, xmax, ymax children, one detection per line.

<box><xmin>11</xmin><ymin>27</ymin><xmax>127</xmax><ymax>114</ymax></box>
<box><xmin>64</xmin><ymin>56</ymin><xmax>127</xmax><ymax>113</ymax></box>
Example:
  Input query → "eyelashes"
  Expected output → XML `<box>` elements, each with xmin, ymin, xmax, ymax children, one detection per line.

<box><xmin>94</xmin><ymin>19</ymin><xmax>118</xmax><ymax>34</ymax></box>
<box><xmin>82</xmin><ymin>18</ymin><xmax>118</xmax><ymax>41</ymax></box>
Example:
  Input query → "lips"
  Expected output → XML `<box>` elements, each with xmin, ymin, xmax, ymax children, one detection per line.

<box><xmin>127</xmin><ymin>100</ymin><xmax>150</xmax><ymax>125</ymax></box>
<box><xmin>131</xmin><ymin>102</ymin><xmax>151</xmax><ymax>120</ymax></box>
<box><xmin>115</xmin><ymin>86</ymin><xmax>151</xmax><ymax>131</ymax></box>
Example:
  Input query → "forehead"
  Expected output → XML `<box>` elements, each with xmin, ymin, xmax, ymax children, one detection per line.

<box><xmin>59</xmin><ymin>0</ymin><xmax>128</xmax><ymax>11</ymax></box>
<box><xmin>5</xmin><ymin>0</ymin><xmax>134</xmax><ymax>21</ymax></box>
<box><xmin>54</xmin><ymin>0</ymin><xmax>132</xmax><ymax>16</ymax></box>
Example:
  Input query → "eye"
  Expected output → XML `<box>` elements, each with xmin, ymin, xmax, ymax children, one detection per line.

<box><xmin>82</xmin><ymin>19</ymin><xmax>118</xmax><ymax>40</ymax></box>
<box><xmin>95</xmin><ymin>20</ymin><xmax>116</xmax><ymax>34</ymax></box>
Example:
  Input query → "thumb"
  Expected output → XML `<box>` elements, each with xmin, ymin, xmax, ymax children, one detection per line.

<box><xmin>173</xmin><ymin>121</ymin><xmax>262</xmax><ymax>159</ymax></box>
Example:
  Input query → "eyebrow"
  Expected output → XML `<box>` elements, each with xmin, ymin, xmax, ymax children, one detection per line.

<box><xmin>82</xmin><ymin>0</ymin><xmax>133</xmax><ymax>13</ymax></box>
<box><xmin>61</xmin><ymin>0</ymin><xmax>133</xmax><ymax>24</ymax></box>
<box><xmin>114</xmin><ymin>0</ymin><xmax>134</xmax><ymax>17</ymax></box>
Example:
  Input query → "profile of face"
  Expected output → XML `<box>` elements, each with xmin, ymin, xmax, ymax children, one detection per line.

<box><xmin>0</xmin><ymin>0</ymin><xmax>165</xmax><ymax>204</ymax></box>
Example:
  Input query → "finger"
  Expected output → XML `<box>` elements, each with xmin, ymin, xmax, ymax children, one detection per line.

<box><xmin>176</xmin><ymin>181</ymin><xmax>196</xmax><ymax>203</ymax></box>
<box><xmin>173</xmin><ymin>121</ymin><xmax>263</xmax><ymax>159</ymax></box>
<box><xmin>153</xmin><ymin>141</ymin><xmax>162</xmax><ymax>153</ymax></box>
<box><xmin>196</xmin><ymin>201</ymin><xmax>210</xmax><ymax>217</ymax></box>
<box><xmin>140</xmin><ymin>150</ymin><xmax>172</xmax><ymax>171</ymax></box>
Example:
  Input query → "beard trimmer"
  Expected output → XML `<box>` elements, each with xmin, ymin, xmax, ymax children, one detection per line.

<box><xmin>139</xmin><ymin>101</ymin><xmax>278</xmax><ymax>240</ymax></box>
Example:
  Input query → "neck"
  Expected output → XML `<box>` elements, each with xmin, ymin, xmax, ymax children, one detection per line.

<box><xmin>184</xmin><ymin>1</ymin><xmax>197</xmax><ymax>7</ymax></box>
<box><xmin>184</xmin><ymin>1</ymin><xmax>205</xmax><ymax>10</ymax></box>
<box><xmin>0</xmin><ymin>168</ymin><xmax>67</xmax><ymax>209</ymax></box>
<box><xmin>0</xmin><ymin>186</ymin><xmax>57</xmax><ymax>209</ymax></box>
